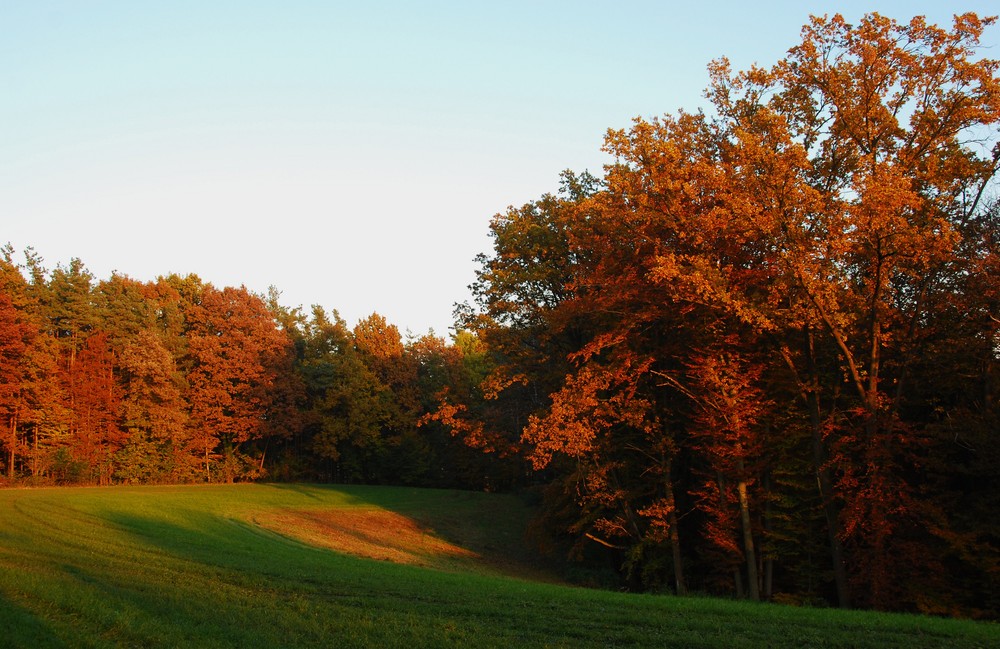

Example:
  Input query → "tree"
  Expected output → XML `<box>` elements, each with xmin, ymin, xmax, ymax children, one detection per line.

<box><xmin>185</xmin><ymin>285</ymin><xmax>294</xmax><ymax>482</ymax></box>
<box><xmin>64</xmin><ymin>331</ymin><xmax>124</xmax><ymax>484</ymax></box>
<box><xmin>703</xmin><ymin>12</ymin><xmax>998</xmax><ymax>609</ymax></box>
<box><xmin>0</xmin><ymin>289</ymin><xmax>33</xmax><ymax>478</ymax></box>
<box><xmin>116</xmin><ymin>329</ymin><xmax>192</xmax><ymax>483</ymax></box>
<box><xmin>42</xmin><ymin>258</ymin><xmax>98</xmax><ymax>368</ymax></box>
<box><xmin>297</xmin><ymin>308</ymin><xmax>395</xmax><ymax>482</ymax></box>
<box><xmin>353</xmin><ymin>313</ymin><xmax>421</xmax><ymax>457</ymax></box>
<box><xmin>449</xmin><ymin>173</ymin><xmax>605</xmax><ymax>491</ymax></box>
<box><xmin>685</xmin><ymin>345</ymin><xmax>770</xmax><ymax>600</ymax></box>
<box><xmin>93</xmin><ymin>273</ymin><xmax>159</xmax><ymax>350</ymax></box>
<box><xmin>0</xmin><ymin>249</ymin><xmax>65</xmax><ymax>480</ymax></box>
<box><xmin>593</xmin><ymin>12</ymin><xmax>1000</xmax><ymax>609</ymax></box>
<box><xmin>465</xmin><ymin>12</ymin><xmax>999</xmax><ymax>612</ymax></box>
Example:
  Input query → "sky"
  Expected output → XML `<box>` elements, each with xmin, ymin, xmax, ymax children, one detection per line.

<box><xmin>2</xmin><ymin>2</ymin><xmax>997</xmax><ymax>336</ymax></box>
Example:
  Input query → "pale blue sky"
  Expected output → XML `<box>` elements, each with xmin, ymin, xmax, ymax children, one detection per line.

<box><xmin>2</xmin><ymin>2</ymin><xmax>996</xmax><ymax>334</ymax></box>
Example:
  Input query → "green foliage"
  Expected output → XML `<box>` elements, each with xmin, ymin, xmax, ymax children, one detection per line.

<box><xmin>47</xmin><ymin>447</ymin><xmax>87</xmax><ymax>485</ymax></box>
<box><xmin>113</xmin><ymin>432</ymin><xmax>163</xmax><ymax>484</ymax></box>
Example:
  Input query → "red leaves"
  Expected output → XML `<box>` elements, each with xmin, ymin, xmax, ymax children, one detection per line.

<box><xmin>63</xmin><ymin>331</ymin><xmax>125</xmax><ymax>483</ymax></box>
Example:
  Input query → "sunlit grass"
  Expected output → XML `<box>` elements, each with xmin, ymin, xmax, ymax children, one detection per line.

<box><xmin>0</xmin><ymin>484</ymin><xmax>996</xmax><ymax>648</ymax></box>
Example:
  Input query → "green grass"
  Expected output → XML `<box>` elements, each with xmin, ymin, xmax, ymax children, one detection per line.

<box><xmin>0</xmin><ymin>484</ymin><xmax>996</xmax><ymax>648</ymax></box>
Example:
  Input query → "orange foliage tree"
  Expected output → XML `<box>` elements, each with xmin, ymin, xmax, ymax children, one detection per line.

<box><xmin>185</xmin><ymin>284</ymin><xmax>296</xmax><ymax>482</ymax></box>
<box><xmin>0</xmin><ymin>288</ymin><xmax>36</xmax><ymax>478</ymax></box>
<box><xmin>467</xmin><ymin>12</ymin><xmax>999</xmax><ymax>611</ymax></box>
<box><xmin>64</xmin><ymin>331</ymin><xmax>125</xmax><ymax>484</ymax></box>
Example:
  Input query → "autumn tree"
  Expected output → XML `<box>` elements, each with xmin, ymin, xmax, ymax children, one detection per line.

<box><xmin>63</xmin><ymin>331</ymin><xmax>124</xmax><ymax>484</ymax></box>
<box><xmin>408</xmin><ymin>331</ymin><xmax>477</xmax><ymax>486</ymax></box>
<box><xmin>417</xmin><ymin>330</ymin><xmax>533</xmax><ymax>491</ymax></box>
<box><xmin>461</xmin><ymin>172</ymin><xmax>602</xmax><ymax>411</ymax></box>
<box><xmin>0</xmin><ymin>249</ymin><xmax>67</xmax><ymax>480</ymax></box>
<box><xmin>116</xmin><ymin>328</ymin><xmax>192</xmax><ymax>483</ymax></box>
<box><xmin>693</xmin><ymin>12</ymin><xmax>999</xmax><ymax>609</ymax></box>
<box><xmin>0</xmin><ymin>288</ymin><xmax>35</xmax><ymax>479</ymax></box>
<box><xmin>684</xmin><ymin>345</ymin><xmax>770</xmax><ymax>600</ymax></box>
<box><xmin>449</xmin><ymin>173</ymin><xmax>604</xmax><ymax>490</ymax></box>
<box><xmin>185</xmin><ymin>284</ymin><xmax>295</xmax><ymax>482</ymax></box>
<box><xmin>464</xmin><ymin>12</ymin><xmax>999</xmax><ymax>612</ymax></box>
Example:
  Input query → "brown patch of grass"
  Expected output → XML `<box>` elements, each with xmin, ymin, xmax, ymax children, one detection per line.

<box><xmin>252</xmin><ymin>508</ymin><xmax>482</xmax><ymax>570</ymax></box>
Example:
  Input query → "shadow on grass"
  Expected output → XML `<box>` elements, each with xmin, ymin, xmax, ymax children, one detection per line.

<box><xmin>104</xmin><ymin>508</ymin><xmax>316</xmax><ymax>575</ymax></box>
<box><xmin>261</xmin><ymin>482</ymin><xmax>327</xmax><ymax>501</ymax></box>
<box><xmin>91</xmin><ymin>509</ymin><xmax>577</xmax><ymax>648</ymax></box>
<box><xmin>0</xmin><ymin>592</ymin><xmax>69</xmax><ymax>649</ymax></box>
<box><xmin>267</xmin><ymin>484</ymin><xmax>567</xmax><ymax>583</ymax></box>
<box><xmin>64</xmin><ymin>510</ymin><xmax>397</xmax><ymax>648</ymax></box>
<box><xmin>6</xmin><ymin>486</ymin><xmax>997</xmax><ymax>649</ymax></box>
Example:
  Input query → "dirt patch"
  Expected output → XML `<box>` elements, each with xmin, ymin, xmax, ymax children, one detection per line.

<box><xmin>253</xmin><ymin>508</ymin><xmax>481</xmax><ymax>569</ymax></box>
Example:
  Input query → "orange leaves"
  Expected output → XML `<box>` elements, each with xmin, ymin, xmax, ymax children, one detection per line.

<box><xmin>456</xmin><ymin>11</ymin><xmax>1000</xmax><ymax>608</ymax></box>
<box><xmin>650</xmin><ymin>252</ymin><xmax>778</xmax><ymax>333</ymax></box>
<box><xmin>522</xmin><ymin>358</ymin><xmax>653</xmax><ymax>470</ymax></box>
<box><xmin>846</xmin><ymin>163</ymin><xmax>958</xmax><ymax>280</ymax></box>
<box><xmin>692</xmin><ymin>12</ymin><xmax>1000</xmax><ymax>423</ymax></box>
<box><xmin>353</xmin><ymin>313</ymin><xmax>403</xmax><ymax>357</ymax></box>
<box><xmin>637</xmin><ymin>497</ymin><xmax>677</xmax><ymax>543</ymax></box>
<box><xmin>522</xmin><ymin>367</ymin><xmax>605</xmax><ymax>470</ymax></box>
<box><xmin>420</xmin><ymin>398</ymin><xmax>510</xmax><ymax>455</ymax></box>
<box><xmin>480</xmin><ymin>369</ymin><xmax>528</xmax><ymax>401</ymax></box>
<box><xmin>0</xmin><ymin>287</ymin><xmax>40</xmax><ymax>476</ymax></box>
<box><xmin>186</xmin><ymin>285</ymin><xmax>296</xmax><ymax>456</ymax></box>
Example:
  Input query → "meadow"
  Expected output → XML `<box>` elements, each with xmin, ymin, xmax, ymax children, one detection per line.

<box><xmin>0</xmin><ymin>483</ymin><xmax>996</xmax><ymax>648</ymax></box>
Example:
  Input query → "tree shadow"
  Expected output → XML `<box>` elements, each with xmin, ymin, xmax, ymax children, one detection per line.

<box><xmin>254</xmin><ymin>483</ymin><xmax>567</xmax><ymax>583</ymax></box>
<box><xmin>55</xmin><ymin>509</ymin><xmax>385</xmax><ymax>647</ymax></box>
<box><xmin>0</xmin><ymin>592</ymin><xmax>69</xmax><ymax>649</ymax></box>
<box><xmin>259</xmin><ymin>482</ymin><xmax>327</xmax><ymax>501</ymax></box>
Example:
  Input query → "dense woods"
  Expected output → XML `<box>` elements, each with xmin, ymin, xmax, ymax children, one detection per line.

<box><xmin>2</xmin><ymin>13</ymin><xmax>998</xmax><ymax>619</ymax></box>
<box><xmin>0</xmin><ymin>252</ymin><xmax>509</xmax><ymax>491</ymax></box>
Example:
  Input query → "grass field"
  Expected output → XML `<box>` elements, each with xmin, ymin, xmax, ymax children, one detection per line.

<box><xmin>0</xmin><ymin>484</ymin><xmax>997</xmax><ymax>648</ymax></box>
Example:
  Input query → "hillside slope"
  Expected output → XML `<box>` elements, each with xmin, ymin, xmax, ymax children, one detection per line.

<box><xmin>0</xmin><ymin>484</ymin><xmax>996</xmax><ymax>648</ymax></box>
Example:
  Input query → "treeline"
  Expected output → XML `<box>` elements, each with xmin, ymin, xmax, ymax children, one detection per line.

<box><xmin>0</xmin><ymin>249</ymin><xmax>518</xmax><ymax>490</ymax></box>
<box><xmin>2</xmin><ymin>11</ymin><xmax>999</xmax><ymax>620</ymax></box>
<box><xmin>438</xmin><ymin>13</ymin><xmax>1000</xmax><ymax>617</ymax></box>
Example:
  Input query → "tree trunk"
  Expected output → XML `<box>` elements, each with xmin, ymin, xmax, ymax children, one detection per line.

<box><xmin>806</xmin><ymin>329</ymin><xmax>851</xmax><ymax>608</ymax></box>
<box><xmin>31</xmin><ymin>426</ymin><xmax>39</xmax><ymax>477</ymax></box>
<box><xmin>7</xmin><ymin>416</ymin><xmax>15</xmax><ymax>478</ymax></box>
<box><xmin>664</xmin><ymin>476</ymin><xmax>687</xmax><ymax>595</ymax></box>
<box><xmin>763</xmin><ymin>468</ymin><xmax>774</xmax><ymax>600</ymax></box>
<box><xmin>736</xmin><ymin>458</ymin><xmax>760</xmax><ymax>601</ymax></box>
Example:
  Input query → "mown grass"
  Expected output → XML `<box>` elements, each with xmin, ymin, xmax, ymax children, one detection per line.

<box><xmin>0</xmin><ymin>483</ymin><xmax>996</xmax><ymax>648</ymax></box>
